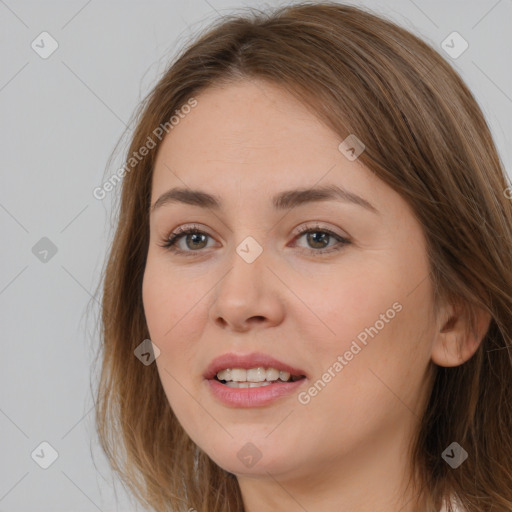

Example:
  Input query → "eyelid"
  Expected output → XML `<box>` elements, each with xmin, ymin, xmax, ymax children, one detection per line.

<box><xmin>293</xmin><ymin>222</ymin><xmax>349</xmax><ymax>239</ymax></box>
<box><xmin>162</xmin><ymin>223</ymin><xmax>215</xmax><ymax>243</ymax></box>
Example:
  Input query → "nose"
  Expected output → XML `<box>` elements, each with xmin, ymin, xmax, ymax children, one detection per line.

<box><xmin>208</xmin><ymin>243</ymin><xmax>286</xmax><ymax>333</ymax></box>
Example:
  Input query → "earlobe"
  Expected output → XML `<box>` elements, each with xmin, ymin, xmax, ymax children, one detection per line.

<box><xmin>431</xmin><ymin>301</ymin><xmax>492</xmax><ymax>368</ymax></box>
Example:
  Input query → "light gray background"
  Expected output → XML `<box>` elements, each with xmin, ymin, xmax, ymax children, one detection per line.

<box><xmin>1</xmin><ymin>0</ymin><xmax>510</xmax><ymax>511</ymax></box>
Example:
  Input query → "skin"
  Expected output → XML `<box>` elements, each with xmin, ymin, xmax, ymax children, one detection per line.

<box><xmin>142</xmin><ymin>79</ymin><xmax>490</xmax><ymax>512</ymax></box>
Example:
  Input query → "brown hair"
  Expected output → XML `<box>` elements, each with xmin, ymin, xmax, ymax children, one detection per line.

<box><xmin>94</xmin><ymin>2</ymin><xmax>512</xmax><ymax>511</ymax></box>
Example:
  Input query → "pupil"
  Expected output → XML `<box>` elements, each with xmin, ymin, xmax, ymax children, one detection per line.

<box><xmin>308</xmin><ymin>232</ymin><xmax>328</xmax><ymax>248</ymax></box>
<box><xmin>187</xmin><ymin>233</ymin><xmax>207</xmax><ymax>249</ymax></box>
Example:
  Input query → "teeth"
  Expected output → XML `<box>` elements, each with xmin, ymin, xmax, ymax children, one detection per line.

<box><xmin>217</xmin><ymin>369</ymin><xmax>231</xmax><ymax>381</ymax></box>
<box><xmin>266</xmin><ymin>368</ymin><xmax>279</xmax><ymax>381</ymax></box>
<box><xmin>231</xmin><ymin>369</ymin><xmax>247</xmax><ymax>382</ymax></box>
<box><xmin>279</xmin><ymin>371</ymin><xmax>290</xmax><ymax>381</ymax></box>
<box><xmin>225</xmin><ymin>381</ymin><xmax>273</xmax><ymax>388</ymax></box>
<box><xmin>247</xmin><ymin>367</ymin><xmax>266</xmax><ymax>382</ymax></box>
<box><xmin>216</xmin><ymin>366</ymin><xmax>300</xmax><ymax>384</ymax></box>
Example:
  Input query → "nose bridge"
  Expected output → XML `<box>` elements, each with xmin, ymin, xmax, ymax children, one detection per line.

<box><xmin>209</xmin><ymin>232</ymin><xmax>282</xmax><ymax>329</ymax></box>
<box><xmin>222</xmin><ymin>233</ymin><xmax>268</xmax><ymax>299</ymax></box>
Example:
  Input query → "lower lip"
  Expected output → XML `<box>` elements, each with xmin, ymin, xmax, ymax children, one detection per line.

<box><xmin>206</xmin><ymin>378</ymin><xmax>306</xmax><ymax>408</ymax></box>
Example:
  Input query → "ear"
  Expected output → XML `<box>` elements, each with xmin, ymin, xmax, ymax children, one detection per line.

<box><xmin>431</xmin><ymin>298</ymin><xmax>492</xmax><ymax>367</ymax></box>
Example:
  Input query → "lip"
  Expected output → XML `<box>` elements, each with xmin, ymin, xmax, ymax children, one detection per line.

<box><xmin>203</xmin><ymin>352</ymin><xmax>308</xmax><ymax>408</ymax></box>
<box><xmin>206</xmin><ymin>378</ymin><xmax>306</xmax><ymax>408</ymax></box>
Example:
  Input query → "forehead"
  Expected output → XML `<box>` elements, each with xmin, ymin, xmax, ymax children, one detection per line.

<box><xmin>152</xmin><ymin>80</ymin><xmax>364</xmax><ymax>189</ymax></box>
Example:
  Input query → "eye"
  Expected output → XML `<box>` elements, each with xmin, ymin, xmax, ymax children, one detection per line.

<box><xmin>291</xmin><ymin>223</ymin><xmax>351</xmax><ymax>255</ymax></box>
<box><xmin>158</xmin><ymin>224</ymin><xmax>214</xmax><ymax>256</ymax></box>
<box><xmin>158</xmin><ymin>222</ymin><xmax>351</xmax><ymax>256</ymax></box>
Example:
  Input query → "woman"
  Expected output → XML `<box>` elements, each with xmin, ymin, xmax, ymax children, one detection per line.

<box><xmin>95</xmin><ymin>2</ymin><xmax>512</xmax><ymax>511</ymax></box>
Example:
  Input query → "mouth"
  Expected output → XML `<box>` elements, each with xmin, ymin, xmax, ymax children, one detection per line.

<box><xmin>204</xmin><ymin>351</ymin><xmax>308</xmax><ymax>382</ymax></box>
<box><xmin>214</xmin><ymin>367</ymin><xmax>306</xmax><ymax>388</ymax></box>
<box><xmin>203</xmin><ymin>352</ymin><xmax>308</xmax><ymax>406</ymax></box>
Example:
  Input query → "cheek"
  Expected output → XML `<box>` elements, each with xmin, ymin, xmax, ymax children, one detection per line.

<box><xmin>323</xmin><ymin>292</ymin><xmax>433</xmax><ymax>421</ymax></box>
<box><xmin>142</xmin><ymin>257</ymin><xmax>200</xmax><ymax>340</ymax></box>
<box><xmin>142</xmin><ymin>262</ymin><xmax>205</xmax><ymax>432</ymax></box>
<box><xmin>142</xmin><ymin>257</ymin><xmax>210</xmax><ymax>387</ymax></box>
<box><xmin>292</xmin><ymin>303</ymin><xmax>433</xmax><ymax>459</ymax></box>
<box><xmin>298</xmin><ymin>254</ymin><xmax>435</xmax><ymax>399</ymax></box>
<box><xmin>292</xmin><ymin>259</ymin><xmax>401</xmax><ymax>355</ymax></box>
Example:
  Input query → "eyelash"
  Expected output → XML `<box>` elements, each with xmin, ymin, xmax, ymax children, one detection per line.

<box><xmin>158</xmin><ymin>223</ymin><xmax>351</xmax><ymax>257</ymax></box>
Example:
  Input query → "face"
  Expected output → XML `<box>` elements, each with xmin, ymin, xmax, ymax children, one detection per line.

<box><xmin>142</xmin><ymin>79</ymin><xmax>438</xmax><ymax>485</ymax></box>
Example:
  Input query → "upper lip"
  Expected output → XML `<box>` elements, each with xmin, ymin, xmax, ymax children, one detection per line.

<box><xmin>204</xmin><ymin>352</ymin><xmax>308</xmax><ymax>380</ymax></box>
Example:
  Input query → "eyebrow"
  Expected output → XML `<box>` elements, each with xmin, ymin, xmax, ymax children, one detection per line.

<box><xmin>150</xmin><ymin>184</ymin><xmax>379</xmax><ymax>214</ymax></box>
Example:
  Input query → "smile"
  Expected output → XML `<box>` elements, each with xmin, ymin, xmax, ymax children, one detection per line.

<box><xmin>215</xmin><ymin>367</ymin><xmax>304</xmax><ymax>387</ymax></box>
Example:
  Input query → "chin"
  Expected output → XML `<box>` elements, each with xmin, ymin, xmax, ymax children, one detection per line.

<box><xmin>197</xmin><ymin>435</ymin><xmax>298</xmax><ymax>477</ymax></box>
<box><xmin>213</xmin><ymin>454</ymin><xmax>291</xmax><ymax>478</ymax></box>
